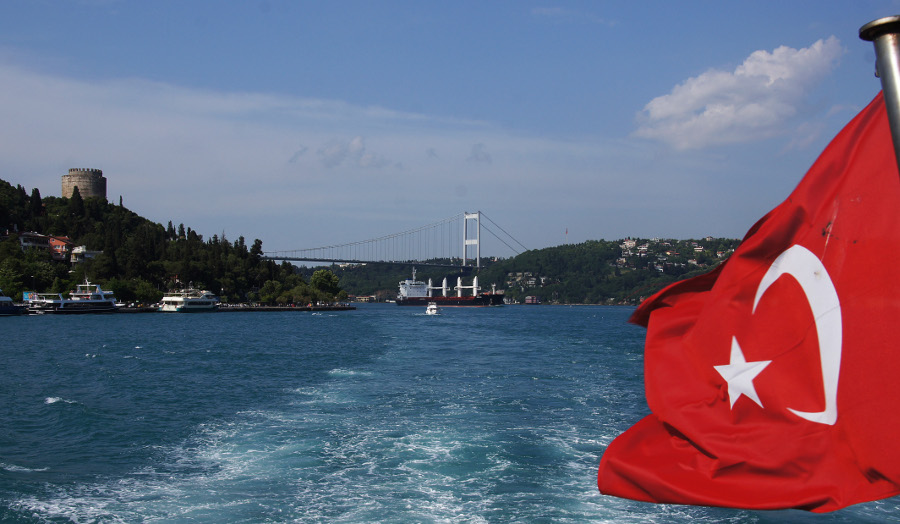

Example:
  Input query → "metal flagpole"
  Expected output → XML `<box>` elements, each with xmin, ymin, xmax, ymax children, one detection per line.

<box><xmin>861</xmin><ymin>16</ymin><xmax>900</xmax><ymax>172</ymax></box>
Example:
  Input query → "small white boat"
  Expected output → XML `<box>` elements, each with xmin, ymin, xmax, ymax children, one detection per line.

<box><xmin>159</xmin><ymin>288</ymin><xmax>219</xmax><ymax>313</ymax></box>
<box><xmin>425</xmin><ymin>302</ymin><xmax>440</xmax><ymax>315</ymax></box>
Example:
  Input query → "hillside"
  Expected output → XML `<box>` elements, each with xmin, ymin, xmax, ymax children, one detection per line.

<box><xmin>331</xmin><ymin>237</ymin><xmax>740</xmax><ymax>305</ymax></box>
<box><xmin>0</xmin><ymin>178</ymin><xmax>345</xmax><ymax>305</ymax></box>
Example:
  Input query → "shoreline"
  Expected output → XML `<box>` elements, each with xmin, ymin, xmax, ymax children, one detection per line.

<box><xmin>119</xmin><ymin>305</ymin><xmax>356</xmax><ymax>313</ymax></box>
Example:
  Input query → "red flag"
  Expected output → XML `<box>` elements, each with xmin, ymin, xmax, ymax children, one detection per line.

<box><xmin>598</xmin><ymin>92</ymin><xmax>900</xmax><ymax>512</ymax></box>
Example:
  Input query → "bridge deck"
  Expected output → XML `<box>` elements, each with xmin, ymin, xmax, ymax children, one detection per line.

<box><xmin>262</xmin><ymin>257</ymin><xmax>472</xmax><ymax>269</ymax></box>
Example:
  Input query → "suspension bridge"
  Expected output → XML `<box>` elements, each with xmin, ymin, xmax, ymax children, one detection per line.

<box><xmin>263</xmin><ymin>211</ymin><xmax>527</xmax><ymax>269</ymax></box>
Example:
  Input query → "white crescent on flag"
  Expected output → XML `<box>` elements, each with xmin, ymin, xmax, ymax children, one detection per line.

<box><xmin>751</xmin><ymin>244</ymin><xmax>842</xmax><ymax>425</ymax></box>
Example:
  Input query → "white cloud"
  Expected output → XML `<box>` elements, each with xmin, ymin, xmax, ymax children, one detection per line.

<box><xmin>317</xmin><ymin>140</ymin><xmax>349</xmax><ymax>168</ymax></box>
<box><xmin>316</xmin><ymin>136</ymin><xmax>390</xmax><ymax>169</ymax></box>
<box><xmin>634</xmin><ymin>36</ymin><xmax>844</xmax><ymax>150</ymax></box>
<box><xmin>0</xmin><ymin>61</ymin><xmax>575</xmax><ymax>247</ymax></box>
<box><xmin>0</xmin><ymin>55</ymin><xmax>825</xmax><ymax>254</ymax></box>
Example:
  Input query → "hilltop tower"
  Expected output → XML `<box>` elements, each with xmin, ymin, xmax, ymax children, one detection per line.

<box><xmin>62</xmin><ymin>168</ymin><xmax>106</xmax><ymax>200</ymax></box>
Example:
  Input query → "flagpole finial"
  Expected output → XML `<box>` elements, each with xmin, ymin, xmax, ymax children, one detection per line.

<box><xmin>861</xmin><ymin>16</ymin><xmax>900</xmax><ymax>173</ymax></box>
<box><xmin>860</xmin><ymin>16</ymin><xmax>900</xmax><ymax>43</ymax></box>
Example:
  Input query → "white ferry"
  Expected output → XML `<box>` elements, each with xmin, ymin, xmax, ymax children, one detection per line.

<box><xmin>159</xmin><ymin>289</ymin><xmax>219</xmax><ymax>312</ymax></box>
<box><xmin>27</xmin><ymin>280</ymin><xmax>118</xmax><ymax>314</ymax></box>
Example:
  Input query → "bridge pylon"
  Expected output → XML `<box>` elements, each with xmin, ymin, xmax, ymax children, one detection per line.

<box><xmin>463</xmin><ymin>211</ymin><xmax>481</xmax><ymax>269</ymax></box>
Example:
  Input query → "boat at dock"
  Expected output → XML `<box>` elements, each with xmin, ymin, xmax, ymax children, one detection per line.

<box><xmin>159</xmin><ymin>289</ymin><xmax>219</xmax><ymax>312</ymax></box>
<box><xmin>0</xmin><ymin>289</ymin><xmax>24</xmax><ymax>316</ymax></box>
<box><xmin>27</xmin><ymin>280</ymin><xmax>118</xmax><ymax>314</ymax></box>
<box><xmin>396</xmin><ymin>268</ymin><xmax>504</xmax><ymax>307</ymax></box>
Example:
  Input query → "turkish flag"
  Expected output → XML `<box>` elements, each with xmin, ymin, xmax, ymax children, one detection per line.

<box><xmin>598</xmin><ymin>92</ymin><xmax>900</xmax><ymax>512</ymax></box>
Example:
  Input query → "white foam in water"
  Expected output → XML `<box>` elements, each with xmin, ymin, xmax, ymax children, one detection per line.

<box><xmin>327</xmin><ymin>368</ymin><xmax>373</xmax><ymax>377</ymax></box>
<box><xmin>44</xmin><ymin>397</ymin><xmax>76</xmax><ymax>405</ymax></box>
<box><xmin>10</xmin><ymin>307</ymin><xmax>900</xmax><ymax>523</ymax></box>
<box><xmin>11</xmin><ymin>410</ymin><xmax>296</xmax><ymax>521</ymax></box>
<box><xmin>19</xmin><ymin>400</ymin><xmax>896</xmax><ymax>522</ymax></box>
<box><xmin>0</xmin><ymin>462</ymin><xmax>49</xmax><ymax>473</ymax></box>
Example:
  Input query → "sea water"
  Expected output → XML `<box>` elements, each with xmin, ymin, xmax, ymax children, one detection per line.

<box><xmin>0</xmin><ymin>304</ymin><xmax>897</xmax><ymax>523</ymax></box>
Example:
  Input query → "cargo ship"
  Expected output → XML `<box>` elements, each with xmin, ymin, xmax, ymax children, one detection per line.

<box><xmin>396</xmin><ymin>269</ymin><xmax>504</xmax><ymax>307</ymax></box>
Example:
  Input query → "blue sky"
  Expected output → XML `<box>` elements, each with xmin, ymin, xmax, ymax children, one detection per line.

<box><xmin>1</xmin><ymin>1</ymin><xmax>898</xmax><ymax>257</ymax></box>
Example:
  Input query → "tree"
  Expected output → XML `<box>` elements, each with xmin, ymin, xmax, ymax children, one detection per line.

<box><xmin>258</xmin><ymin>280</ymin><xmax>283</xmax><ymax>304</ymax></box>
<box><xmin>68</xmin><ymin>186</ymin><xmax>84</xmax><ymax>218</ymax></box>
<box><xmin>311</xmin><ymin>269</ymin><xmax>341</xmax><ymax>299</ymax></box>
<box><xmin>134</xmin><ymin>279</ymin><xmax>163</xmax><ymax>304</ymax></box>
<box><xmin>250</xmin><ymin>239</ymin><xmax>263</xmax><ymax>258</ymax></box>
<box><xmin>29</xmin><ymin>187</ymin><xmax>42</xmax><ymax>218</ymax></box>
<box><xmin>0</xmin><ymin>258</ymin><xmax>24</xmax><ymax>299</ymax></box>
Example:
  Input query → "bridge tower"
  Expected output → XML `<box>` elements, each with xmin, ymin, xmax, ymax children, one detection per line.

<box><xmin>463</xmin><ymin>211</ymin><xmax>481</xmax><ymax>269</ymax></box>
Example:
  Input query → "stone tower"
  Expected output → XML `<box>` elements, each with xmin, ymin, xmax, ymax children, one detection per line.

<box><xmin>62</xmin><ymin>168</ymin><xmax>107</xmax><ymax>200</ymax></box>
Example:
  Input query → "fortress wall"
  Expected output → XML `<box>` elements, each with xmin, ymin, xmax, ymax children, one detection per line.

<box><xmin>62</xmin><ymin>168</ymin><xmax>107</xmax><ymax>200</ymax></box>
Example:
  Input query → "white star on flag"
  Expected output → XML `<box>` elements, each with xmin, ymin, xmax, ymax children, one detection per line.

<box><xmin>714</xmin><ymin>337</ymin><xmax>772</xmax><ymax>408</ymax></box>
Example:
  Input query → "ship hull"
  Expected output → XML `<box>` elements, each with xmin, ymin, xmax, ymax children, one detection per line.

<box><xmin>159</xmin><ymin>304</ymin><xmax>219</xmax><ymax>313</ymax></box>
<box><xmin>28</xmin><ymin>303</ymin><xmax>118</xmax><ymax>314</ymax></box>
<box><xmin>0</xmin><ymin>304</ymin><xmax>24</xmax><ymax>316</ymax></box>
<box><xmin>396</xmin><ymin>294</ymin><xmax>504</xmax><ymax>307</ymax></box>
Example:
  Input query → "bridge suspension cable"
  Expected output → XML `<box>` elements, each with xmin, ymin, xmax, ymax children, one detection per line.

<box><xmin>480</xmin><ymin>211</ymin><xmax>528</xmax><ymax>254</ymax></box>
<box><xmin>264</xmin><ymin>211</ymin><xmax>526</xmax><ymax>267</ymax></box>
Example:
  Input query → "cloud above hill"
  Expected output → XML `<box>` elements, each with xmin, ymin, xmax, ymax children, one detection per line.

<box><xmin>634</xmin><ymin>37</ymin><xmax>844</xmax><ymax>150</ymax></box>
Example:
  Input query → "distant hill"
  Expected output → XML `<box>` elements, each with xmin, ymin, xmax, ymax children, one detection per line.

<box><xmin>332</xmin><ymin>237</ymin><xmax>741</xmax><ymax>305</ymax></box>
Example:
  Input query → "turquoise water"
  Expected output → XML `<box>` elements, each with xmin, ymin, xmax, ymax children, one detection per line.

<box><xmin>0</xmin><ymin>304</ymin><xmax>896</xmax><ymax>522</ymax></box>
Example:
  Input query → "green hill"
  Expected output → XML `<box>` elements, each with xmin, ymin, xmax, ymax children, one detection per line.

<box><xmin>0</xmin><ymin>178</ymin><xmax>345</xmax><ymax>305</ymax></box>
<box><xmin>330</xmin><ymin>237</ymin><xmax>740</xmax><ymax>305</ymax></box>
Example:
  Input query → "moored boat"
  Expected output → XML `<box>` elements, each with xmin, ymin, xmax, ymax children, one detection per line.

<box><xmin>0</xmin><ymin>289</ymin><xmax>24</xmax><ymax>316</ymax></box>
<box><xmin>27</xmin><ymin>280</ymin><xmax>118</xmax><ymax>314</ymax></box>
<box><xmin>159</xmin><ymin>288</ymin><xmax>219</xmax><ymax>312</ymax></box>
